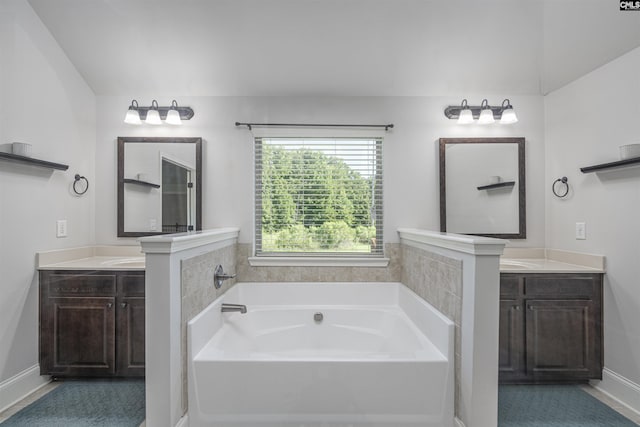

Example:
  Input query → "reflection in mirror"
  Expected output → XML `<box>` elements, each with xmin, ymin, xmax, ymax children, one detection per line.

<box><xmin>117</xmin><ymin>137</ymin><xmax>202</xmax><ymax>237</ymax></box>
<box><xmin>439</xmin><ymin>137</ymin><xmax>525</xmax><ymax>239</ymax></box>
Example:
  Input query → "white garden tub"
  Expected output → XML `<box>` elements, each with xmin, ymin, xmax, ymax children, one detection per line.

<box><xmin>188</xmin><ymin>282</ymin><xmax>454</xmax><ymax>427</ymax></box>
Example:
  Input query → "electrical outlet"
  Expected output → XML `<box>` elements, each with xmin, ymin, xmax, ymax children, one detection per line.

<box><xmin>149</xmin><ymin>219</ymin><xmax>157</xmax><ymax>231</ymax></box>
<box><xmin>575</xmin><ymin>222</ymin><xmax>586</xmax><ymax>240</ymax></box>
<box><xmin>56</xmin><ymin>220</ymin><xmax>67</xmax><ymax>238</ymax></box>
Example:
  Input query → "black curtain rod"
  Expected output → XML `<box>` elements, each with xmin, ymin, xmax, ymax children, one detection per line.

<box><xmin>235</xmin><ymin>122</ymin><xmax>394</xmax><ymax>131</ymax></box>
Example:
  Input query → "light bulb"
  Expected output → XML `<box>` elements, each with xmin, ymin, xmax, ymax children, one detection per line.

<box><xmin>500</xmin><ymin>99</ymin><xmax>518</xmax><ymax>124</ymax></box>
<box><xmin>124</xmin><ymin>100</ymin><xmax>141</xmax><ymax>125</ymax></box>
<box><xmin>165</xmin><ymin>100</ymin><xmax>182</xmax><ymax>125</ymax></box>
<box><xmin>457</xmin><ymin>99</ymin><xmax>474</xmax><ymax>124</ymax></box>
<box><xmin>146</xmin><ymin>100</ymin><xmax>162</xmax><ymax>125</ymax></box>
<box><xmin>478</xmin><ymin>99</ymin><xmax>494</xmax><ymax>124</ymax></box>
<box><xmin>458</xmin><ymin>109</ymin><xmax>474</xmax><ymax>124</ymax></box>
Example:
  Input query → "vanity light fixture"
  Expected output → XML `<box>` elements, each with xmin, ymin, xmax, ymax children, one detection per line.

<box><xmin>145</xmin><ymin>100</ymin><xmax>162</xmax><ymax>125</ymax></box>
<box><xmin>124</xmin><ymin>100</ymin><xmax>142</xmax><ymax>125</ymax></box>
<box><xmin>457</xmin><ymin>99</ymin><xmax>474</xmax><ymax>124</ymax></box>
<box><xmin>478</xmin><ymin>99</ymin><xmax>495</xmax><ymax>124</ymax></box>
<box><xmin>123</xmin><ymin>99</ymin><xmax>195</xmax><ymax>125</ymax></box>
<box><xmin>444</xmin><ymin>98</ymin><xmax>518</xmax><ymax>125</ymax></box>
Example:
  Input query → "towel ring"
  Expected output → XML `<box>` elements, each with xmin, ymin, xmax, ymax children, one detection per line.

<box><xmin>552</xmin><ymin>176</ymin><xmax>569</xmax><ymax>198</ymax></box>
<box><xmin>73</xmin><ymin>174</ymin><xmax>89</xmax><ymax>195</ymax></box>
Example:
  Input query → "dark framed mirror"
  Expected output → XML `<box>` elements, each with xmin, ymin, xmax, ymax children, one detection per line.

<box><xmin>117</xmin><ymin>136</ymin><xmax>202</xmax><ymax>237</ymax></box>
<box><xmin>439</xmin><ymin>137</ymin><xmax>525</xmax><ymax>239</ymax></box>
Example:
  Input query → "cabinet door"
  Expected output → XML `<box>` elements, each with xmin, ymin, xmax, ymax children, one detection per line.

<box><xmin>41</xmin><ymin>297</ymin><xmax>116</xmax><ymax>376</ymax></box>
<box><xmin>499</xmin><ymin>299</ymin><xmax>525</xmax><ymax>382</ymax></box>
<box><xmin>117</xmin><ymin>273</ymin><xmax>145</xmax><ymax>376</ymax></box>
<box><xmin>525</xmin><ymin>299</ymin><xmax>601</xmax><ymax>381</ymax></box>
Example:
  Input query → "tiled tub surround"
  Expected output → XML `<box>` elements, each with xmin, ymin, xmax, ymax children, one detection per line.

<box><xmin>181</xmin><ymin>244</ymin><xmax>237</xmax><ymax>414</ymax></box>
<box><xmin>398</xmin><ymin>229</ymin><xmax>506</xmax><ymax>427</ymax></box>
<box><xmin>236</xmin><ymin>243</ymin><xmax>401</xmax><ymax>282</ymax></box>
<box><xmin>238</xmin><ymin>234</ymin><xmax>505</xmax><ymax>427</ymax></box>
<box><xmin>141</xmin><ymin>228</ymin><xmax>503</xmax><ymax>427</ymax></box>
<box><xmin>139</xmin><ymin>228</ymin><xmax>240</xmax><ymax>427</ymax></box>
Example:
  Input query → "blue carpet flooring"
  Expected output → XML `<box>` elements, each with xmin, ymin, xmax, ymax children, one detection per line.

<box><xmin>499</xmin><ymin>385</ymin><xmax>638</xmax><ymax>427</ymax></box>
<box><xmin>0</xmin><ymin>379</ymin><xmax>145</xmax><ymax>427</ymax></box>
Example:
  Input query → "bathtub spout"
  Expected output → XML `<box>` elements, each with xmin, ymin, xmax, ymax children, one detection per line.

<box><xmin>221</xmin><ymin>303</ymin><xmax>247</xmax><ymax>314</ymax></box>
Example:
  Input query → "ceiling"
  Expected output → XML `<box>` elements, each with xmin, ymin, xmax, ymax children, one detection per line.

<box><xmin>26</xmin><ymin>0</ymin><xmax>640</xmax><ymax>97</ymax></box>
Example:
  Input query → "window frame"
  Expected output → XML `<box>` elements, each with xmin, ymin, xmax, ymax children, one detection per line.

<box><xmin>253</xmin><ymin>135</ymin><xmax>385</xmax><ymax>264</ymax></box>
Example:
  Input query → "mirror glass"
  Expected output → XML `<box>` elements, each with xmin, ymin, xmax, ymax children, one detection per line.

<box><xmin>117</xmin><ymin>137</ymin><xmax>202</xmax><ymax>237</ymax></box>
<box><xmin>439</xmin><ymin>137</ymin><xmax>525</xmax><ymax>238</ymax></box>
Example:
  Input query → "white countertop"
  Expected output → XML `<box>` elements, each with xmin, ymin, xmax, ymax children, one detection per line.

<box><xmin>38</xmin><ymin>256</ymin><xmax>145</xmax><ymax>271</ymax></box>
<box><xmin>500</xmin><ymin>258</ymin><xmax>603</xmax><ymax>273</ymax></box>
<box><xmin>500</xmin><ymin>248</ymin><xmax>605</xmax><ymax>273</ymax></box>
<box><xmin>37</xmin><ymin>246</ymin><xmax>145</xmax><ymax>271</ymax></box>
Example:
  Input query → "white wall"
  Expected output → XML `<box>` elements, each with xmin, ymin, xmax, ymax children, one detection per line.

<box><xmin>545</xmin><ymin>47</ymin><xmax>640</xmax><ymax>395</ymax></box>
<box><xmin>0</xmin><ymin>0</ymin><xmax>96</xmax><ymax>386</ymax></box>
<box><xmin>96</xmin><ymin>96</ymin><xmax>545</xmax><ymax>248</ymax></box>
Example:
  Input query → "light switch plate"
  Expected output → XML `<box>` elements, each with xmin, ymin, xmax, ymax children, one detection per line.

<box><xmin>575</xmin><ymin>222</ymin><xmax>586</xmax><ymax>240</ymax></box>
<box><xmin>56</xmin><ymin>220</ymin><xmax>67</xmax><ymax>238</ymax></box>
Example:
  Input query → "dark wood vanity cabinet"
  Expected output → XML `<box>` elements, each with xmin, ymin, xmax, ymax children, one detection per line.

<box><xmin>39</xmin><ymin>270</ymin><xmax>145</xmax><ymax>377</ymax></box>
<box><xmin>499</xmin><ymin>273</ymin><xmax>603</xmax><ymax>384</ymax></box>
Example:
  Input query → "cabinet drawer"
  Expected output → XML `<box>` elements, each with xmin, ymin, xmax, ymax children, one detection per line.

<box><xmin>118</xmin><ymin>273</ymin><xmax>145</xmax><ymax>297</ymax></box>
<box><xmin>45</xmin><ymin>273</ymin><xmax>116</xmax><ymax>297</ymax></box>
<box><xmin>500</xmin><ymin>274</ymin><xmax>521</xmax><ymax>298</ymax></box>
<box><xmin>523</xmin><ymin>275</ymin><xmax>599</xmax><ymax>298</ymax></box>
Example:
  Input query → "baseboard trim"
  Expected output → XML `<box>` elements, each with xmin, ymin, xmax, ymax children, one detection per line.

<box><xmin>454</xmin><ymin>416</ymin><xmax>466</xmax><ymax>427</ymax></box>
<box><xmin>0</xmin><ymin>365</ymin><xmax>50</xmax><ymax>413</ymax></box>
<box><xmin>591</xmin><ymin>367</ymin><xmax>640</xmax><ymax>415</ymax></box>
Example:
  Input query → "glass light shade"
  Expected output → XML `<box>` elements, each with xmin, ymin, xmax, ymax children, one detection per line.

<box><xmin>457</xmin><ymin>108</ymin><xmax>474</xmax><ymax>124</ymax></box>
<box><xmin>124</xmin><ymin>108</ymin><xmax>141</xmax><ymax>125</ymax></box>
<box><xmin>500</xmin><ymin>107</ymin><xmax>518</xmax><ymax>124</ymax></box>
<box><xmin>165</xmin><ymin>109</ymin><xmax>182</xmax><ymax>125</ymax></box>
<box><xmin>478</xmin><ymin>108</ymin><xmax>495</xmax><ymax>124</ymax></box>
<box><xmin>145</xmin><ymin>109</ymin><xmax>162</xmax><ymax>125</ymax></box>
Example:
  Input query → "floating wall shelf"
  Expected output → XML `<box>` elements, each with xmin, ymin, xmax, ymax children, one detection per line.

<box><xmin>477</xmin><ymin>181</ymin><xmax>515</xmax><ymax>191</ymax></box>
<box><xmin>124</xmin><ymin>178</ymin><xmax>160</xmax><ymax>188</ymax></box>
<box><xmin>580</xmin><ymin>157</ymin><xmax>640</xmax><ymax>173</ymax></box>
<box><xmin>0</xmin><ymin>152</ymin><xmax>69</xmax><ymax>171</ymax></box>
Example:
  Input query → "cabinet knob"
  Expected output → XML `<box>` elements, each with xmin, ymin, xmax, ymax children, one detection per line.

<box><xmin>106</xmin><ymin>303</ymin><xmax>113</xmax><ymax>308</ymax></box>
<box><xmin>120</xmin><ymin>303</ymin><xmax>128</xmax><ymax>308</ymax></box>
<box><xmin>514</xmin><ymin>305</ymin><xmax>521</xmax><ymax>310</ymax></box>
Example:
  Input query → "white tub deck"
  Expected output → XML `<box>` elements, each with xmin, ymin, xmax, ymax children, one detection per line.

<box><xmin>188</xmin><ymin>282</ymin><xmax>454</xmax><ymax>427</ymax></box>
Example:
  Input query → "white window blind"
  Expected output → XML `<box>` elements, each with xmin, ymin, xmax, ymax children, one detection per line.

<box><xmin>255</xmin><ymin>137</ymin><xmax>383</xmax><ymax>256</ymax></box>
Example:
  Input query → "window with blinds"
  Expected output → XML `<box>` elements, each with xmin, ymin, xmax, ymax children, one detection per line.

<box><xmin>255</xmin><ymin>137</ymin><xmax>383</xmax><ymax>256</ymax></box>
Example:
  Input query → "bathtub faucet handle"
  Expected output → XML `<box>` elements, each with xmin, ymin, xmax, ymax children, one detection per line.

<box><xmin>213</xmin><ymin>264</ymin><xmax>236</xmax><ymax>289</ymax></box>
